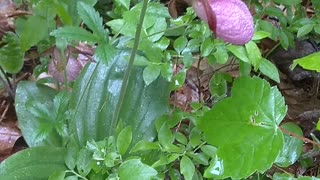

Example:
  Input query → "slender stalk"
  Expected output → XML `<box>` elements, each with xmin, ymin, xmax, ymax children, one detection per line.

<box><xmin>111</xmin><ymin>0</ymin><xmax>149</xmax><ymax>130</ymax></box>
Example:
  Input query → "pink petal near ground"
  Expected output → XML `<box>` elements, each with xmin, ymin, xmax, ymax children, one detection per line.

<box><xmin>193</xmin><ymin>0</ymin><xmax>254</xmax><ymax>45</ymax></box>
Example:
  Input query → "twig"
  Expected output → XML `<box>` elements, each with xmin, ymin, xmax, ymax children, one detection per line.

<box><xmin>279</xmin><ymin>126</ymin><xmax>320</xmax><ymax>147</ymax></box>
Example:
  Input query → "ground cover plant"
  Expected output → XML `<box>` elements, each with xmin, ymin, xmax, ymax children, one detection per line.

<box><xmin>0</xmin><ymin>0</ymin><xmax>319</xmax><ymax>179</ymax></box>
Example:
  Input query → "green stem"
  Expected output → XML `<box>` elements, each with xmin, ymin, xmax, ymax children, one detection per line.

<box><xmin>111</xmin><ymin>0</ymin><xmax>149</xmax><ymax>130</ymax></box>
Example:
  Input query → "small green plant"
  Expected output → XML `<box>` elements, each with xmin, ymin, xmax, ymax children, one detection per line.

<box><xmin>0</xmin><ymin>0</ymin><xmax>319</xmax><ymax>179</ymax></box>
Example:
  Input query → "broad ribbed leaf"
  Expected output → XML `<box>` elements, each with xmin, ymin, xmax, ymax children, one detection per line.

<box><xmin>0</xmin><ymin>147</ymin><xmax>67</xmax><ymax>179</ymax></box>
<box><xmin>69</xmin><ymin>52</ymin><xmax>169</xmax><ymax>146</ymax></box>
<box><xmin>199</xmin><ymin>76</ymin><xmax>287</xmax><ymax>179</ymax></box>
<box><xmin>15</xmin><ymin>82</ymin><xmax>62</xmax><ymax>147</ymax></box>
<box><xmin>0</xmin><ymin>32</ymin><xmax>24</xmax><ymax>74</ymax></box>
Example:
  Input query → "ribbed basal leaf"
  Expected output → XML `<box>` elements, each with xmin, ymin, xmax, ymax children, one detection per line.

<box><xmin>69</xmin><ymin>52</ymin><xmax>169</xmax><ymax>146</ymax></box>
<box><xmin>15</xmin><ymin>82</ymin><xmax>62</xmax><ymax>147</ymax></box>
<box><xmin>199</xmin><ymin>76</ymin><xmax>287</xmax><ymax>179</ymax></box>
<box><xmin>0</xmin><ymin>147</ymin><xmax>67</xmax><ymax>179</ymax></box>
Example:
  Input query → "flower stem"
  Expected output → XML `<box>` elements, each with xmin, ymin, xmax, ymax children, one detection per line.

<box><xmin>111</xmin><ymin>0</ymin><xmax>149</xmax><ymax>130</ymax></box>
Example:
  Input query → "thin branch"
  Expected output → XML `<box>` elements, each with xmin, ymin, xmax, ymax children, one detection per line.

<box><xmin>279</xmin><ymin>126</ymin><xmax>320</xmax><ymax>147</ymax></box>
<box><xmin>111</xmin><ymin>0</ymin><xmax>149</xmax><ymax>130</ymax></box>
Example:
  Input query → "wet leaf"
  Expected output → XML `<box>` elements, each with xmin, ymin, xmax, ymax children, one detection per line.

<box><xmin>275</xmin><ymin>122</ymin><xmax>303</xmax><ymax>167</ymax></box>
<box><xmin>199</xmin><ymin>76</ymin><xmax>286</xmax><ymax>179</ymax></box>
<box><xmin>0</xmin><ymin>147</ymin><xmax>67</xmax><ymax>179</ymax></box>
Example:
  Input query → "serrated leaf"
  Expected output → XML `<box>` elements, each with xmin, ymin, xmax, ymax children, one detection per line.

<box><xmin>117</xmin><ymin>126</ymin><xmax>132</xmax><ymax>155</ymax></box>
<box><xmin>275</xmin><ymin>122</ymin><xmax>303</xmax><ymax>167</ymax></box>
<box><xmin>94</xmin><ymin>43</ymin><xmax>116</xmax><ymax>64</ymax></box>
<box><xmin>259</xmin><ymin>58</ymin><xmax>280</xmax><ymax>83</ymax></box>
<box><xmin>227</xmin><ymin>45</ymin><xmax>249</xmax><ymax>63</ymax></box>
<box><xmin>199</xmin><ymin>76</ymin><xmax>287</xmax><ymax>179</ymax></box>
<box><xmin>50</xmin><ymin>26</ymin><xmax>98</xmax><ymax>42</ymax></box>
<box><xmin>116</xmin><ymin>0</ymin><xmax>130</xmax><ymax>9</ymax></box>
<box><xmin>143</xmin><ymin>64</ymin><xmax>161</xmax><ymax>86</ymax></box>
<box><xmin>118</xmin><ymin>159</ymin><xmax>157</xmax><ymax>180</ymax></box>
<box><xmin>20</xmin><ymin>16</ymin><xmax>48</xmax><ymax>51</ymax></box>
<box><xmin>15</xmin><ymin>82</ymin><xmax>62</xmax><ymax>147</ymax></box>
<box><xmin>180</xmin><ymin>156</ymin><xmax>195</xmax><ymax>180</ymax></box>
<box><xmin>297</xmin><ymin>24</ymin><xmax>314</xmax><ymax>38</ymax></box>
<box><xmin>0</xmin><ymin>32</ymin><xmax>24</xmax><ymax>74</ymax></box>
<box><xmin>0</xmin><ymin>147</ymin><xmax>67</xmax><ymax>179</ymax></box>
<box><xmin>77</xmin><ymin>2</ymin><xmax>106</xmax><ymax>38</ymax></box>
<box><xmin>292</xmin><ymin>52</ymin><xmax>320</xmax><ymax>72</ymax></box>
<box><xmin>245</xmin><ymin>41</ymin><xmax>262</xmax><ymax>70</ymax></box>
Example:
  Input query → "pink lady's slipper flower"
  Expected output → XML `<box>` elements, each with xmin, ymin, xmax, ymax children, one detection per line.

<box><xmin>192</xmin><ymin>0</ymin><xmax>254</xmax><ymax>45</ymax></box>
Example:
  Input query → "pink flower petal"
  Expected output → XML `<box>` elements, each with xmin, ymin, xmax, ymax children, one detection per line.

<box><xmin>193</xmin><ymin>0</ymin><xmax>254</xmax><ymax>45</ymax></box>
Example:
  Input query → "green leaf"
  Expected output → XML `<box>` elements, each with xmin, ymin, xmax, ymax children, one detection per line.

<box><xmin>259</xmin><ymin>58</ymin><xmax>280</xmax><ymax>83</ymax></box>
<box><xmin>174</xmin><ymin>36</ymin><xmax>188</xmax><ymax>54</ymax></box>
<box><xmin>279</xmin><ymin>31</ymin><xmax>289</xmax><ymax>50</ymax></box>
<box><xmin>297</xmin><ymin>24</ymin><xmax>314</xmax><ymax>38</ymax></box>
<box><xmin>227</xmin><ymin>45</ymin><xmax>249</xmax><ymax>63</ymax></box>
<box><xmin>20</xmin><ymin>16</ymin><xmax>48</xmax><ymax>52</ymax></box>
<box><xmin>48</xmin><ymin>170</ymin><xmax>66</xmax><ymax>180</ymax></box>
<box><xmin>143</xmin><ymin>64</ymin><xmax>161</xmax><ymax>86</ymax></box>
<box><xmin>117</xmin><ymin>126</ymin><xmax>132</xmax><ymax>155</ymax></box>
<box><xmin>273</xmin><ymin>172</ymin><xmax>320</xmax><ymax>180</ymax></box>
<box><xmin>118</xmin><ymin>159</ymin><xmax>157</xmax><ymax>180</ymax></box>
<box><xmin>94</xmin><ymin>43</ymin><xmax>116</xmax><ymax>64</ymax></box>
<box><xmin>15</xmin><ymin>82</ymin><xmax>62</xmax><ymax>147</ymax></box>
<box><xmin>252</xmin><ymin>31</ymin><xmax>271</xmax><ymax>41</ymax></box>
<box><xmin>50</xmin><ymin>26</ymin><xmax>98</xmax><ymax>42</ymax></box>
<box><xmin>292</xmin><ymin>52</ymin><xmax>320</xmax><ymax>72</ymax></box>
<box><xmin>0</xmin><ymin>147</ymin><xmax>67</xmax><ymax>179</ymax></box>
<box><xmin>77</xmin><ymin>2</ymin><xmax>106</xmax><ymax>38</ymax></box>
<box><xmin>273</xmin><ymin>0</ymin><xmax>301</xmax><ymax>5</ymax></box>
<box><xmin>130</xmin><ymin>141</ymin><xmax>160</xmax><ymax>153</ymax></box>
<box><xmin>317</xmin><ymin>119</ymin><xmax>320</xmax><ymax>131</ymax></box>
<box><xmin>199</xmin><ymin>76</ymin><xmax>287</xmax><ymax>179</ymax></box>
<box><xmin>213</xmin><ymin>44</ymin><xmax>228</xmax><ymax>64</ymax></box>
<box><xmin>69</xmin><ymin>52</ymin><xmax>169</xmax><ymax>147</ymax></box>
<box><xmin>180</xmin><ymin>155</ymin><xmax>195</xmax><ymax>180</ymax></box>
<box><xmin>116</xmin><ymin>0</ymin><xmax>131</xmax><ymax>9</ymax></box>
<box><xmin>200</xmin><ymin>38</ymin><xmax>215</xmax><ymax>57</ymax></box>
<box><xmin>0</xmin><ymin>32</ymin><xmax>24</xmax><ymax>74</ymax></box>
<box><xmin>245</xmin><ymin>41</ymin><xmax>262</xmax><ymax>70</ymax></box>
<box><xmin>275</xmin><ymin>122</ymin><xmax>303</xmax><ymax>167</ymax></box>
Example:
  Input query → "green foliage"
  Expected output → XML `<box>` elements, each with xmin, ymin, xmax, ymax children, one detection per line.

<box><xmin>0</xmin><ymin>32</ymin><xmax>24</xmax><ymax>74</ymax></box>
<box><xmin>199</xmin><ymin>77</ymin><xmax>287</xmax><ymax>179</ymax></box>
<box><xmin>2</xmin><ymin>0</ymin><xmax>320</xmax><ymax>179</ymax></box>
<box><xmin>0</xmin><ymin>147</ymin><xmax>67</xmax><ymax>179</ymax></box>
<box><xmin>292</xmin><ymin>52</ymin><xmax>320</xmax><ymax>72</ymax></box>
<box><xmin>275</xmin><ymin>122</ymin><xmax>303</xmax><ymax>167</ymax></box>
